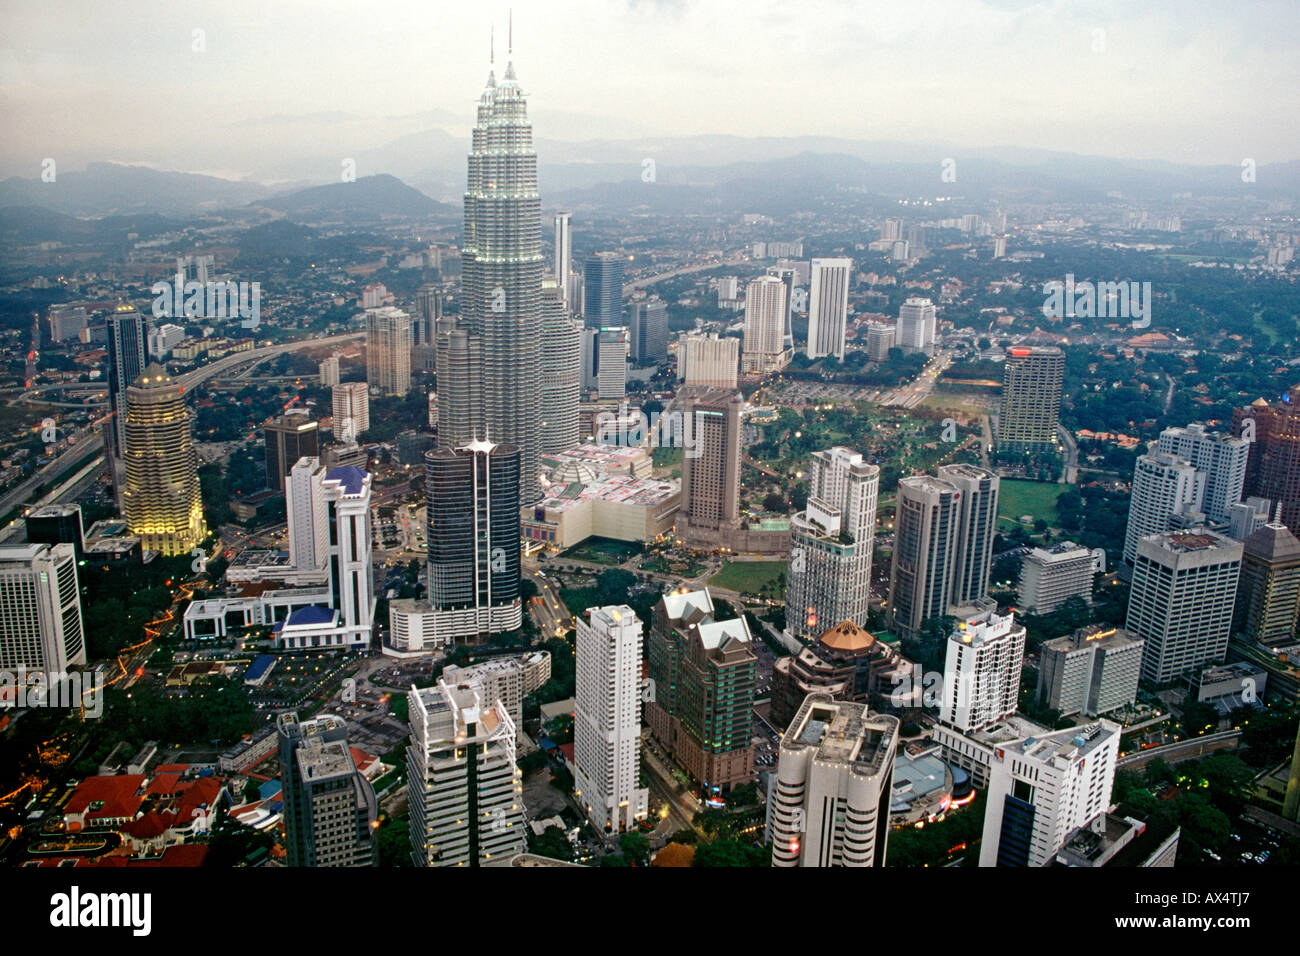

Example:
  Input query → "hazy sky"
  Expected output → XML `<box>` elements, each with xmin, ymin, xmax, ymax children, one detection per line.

<box><xmin>2</xmin><ymin>0</ymin><xmax>1297</xmax><ymax>179</ymax></box>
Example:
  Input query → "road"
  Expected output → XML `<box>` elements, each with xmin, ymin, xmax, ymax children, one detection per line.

<box><xmin>878</xmin><ymin>349</ymin><xmax>953</xmax><ymax>409</ymax></box>
<box><xmin>623</xmin><ymin>255</ymin><xmax>750</xmax><ymax>295</ymax></box>
<box><xmin>1116</xmin><ymin>729</ymin><xmax>1241</xmax><ymax>770</ymax></box>
<box><xmin>1057</xmin><ymin>423</ymin><xmax>1079</xmax><ymax>485</ymax></box>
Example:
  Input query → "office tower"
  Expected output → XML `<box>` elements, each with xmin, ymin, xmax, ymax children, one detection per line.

<box><xmin>865</xmin><ymin>323</ymin><xmax>895</xmax><ymax>362</ymax></box>
<box><xmin>1156</xmin><ymin>424</ymin><xmax>1248</xmax><ymax>524</ymax></box>
<box><xmin>408</xmin><ymin>677</ymin><xmax>527</xmax><ymax>866</ymax></box>
<box><xmin>47</xmin><ymin>303</ymin><xmax>89</xmax><ymax>343</ymax></box>
<box><xmin>997</xmin><ymin>346</ymin><xmax>1065</xmax><ymax>453</ymax></box>
<box><xmin>938</xmin><ymin>610</ymin><xmax>1026</xmax><ymax>733</ymax></box>
<box><xmin>331</xmin><ymin>382</ymin><xmax>369</xmax><ymax>442</ymax></box>
<box><xmin>596</xmin><ymin>327</ymin><xmax>628</xmax><ymax>400</ymax></box>
<box><xmin>1127</xmin><ymin>530</ymin><xmax>1243</xmax><ymax>684</ymax></box>
<box><xmin>461</xmin><ymin>52</ymin><xmax>544</xmax><ymax>504</ymax></box>
<box><xmin>553</xmin><ymin>212</ymin><xmax>573</xmax><ymax>305</ymax></box>
<box><xmin>583</xmin><ymin>251</ymin><xmax>624</xmax><ymax>329</ymax></box>
<box><xmin>880</xmin><ymin>218</ymin><xmax>902</xmax><ymax>241</ymax></box>
<box><xmin>938</xmin><ymin>463</ymin><xmax>999</xmax><ymax>610</ymax></box>
<box><xmin>677</xmin><ymin>333</ymin><xmax>739</xmax><ymax>389</ymax></box>
<box><xmin>424</xmin><ymin>440</ymin><xmax>522</xmax><ymax>641</ymax></box>
<box><xmin>676</xmin><ymin>390</ymin><xmax>743</xmax><ymax>550</ymax></box>
<box><xmin>1122</xmin><ymin>452</ymin><xmax>1206</xmax><ymax>565</ymax></box>
<box><xmin>24</xmin><ymin>504</ymin><xmax>84</xmax><ymax>553</ymax></box>
<box><xmin>888</xmin><ymin>475</ymin><xmax>960</xmax><ymax>639</ymax></box>
<box><xmin>769</xmin><ymin>621</ymin><xmax>911</xmax><ymax>729</ymax></box>
<box><xmin>319</xmin><ymin>466</ymin><xmax>376</xmax><ymax>646</ymax></box>
<box><xmin>1232</xmin><ymin>392</ymin><xmax>1300</xmax><ymax>535</ymax></box>
<box><xmin>716</xmin><ymin>276</ymin><xmax>740</xmax><ymax>303</ymax></box>
<box><xmin>574</xmin><ymin>605</ymin><xmax>649</xmax><ymax>833</ymax></box>
<box><xmin>0</xmin><ymin>543</ymin><xmax>85</xmax><ymax>674</ymax></box>
<box><xmin>767</xmin><ymin>694</ymin><xmax>898</xmax><ymax>868</ymax></box>
<box><xmin>895</xmin><ymin>297</ymin><xmax>937</xmax><ymax>354</ymax></box>
<box><xmin>805</xmin><ymin>257</ymin><xmax>852</xmax><ymax>360</ymax></box>
<box><xmin>992</xmin><ymin>236</ymin><xmax>1007</xmax><ymax>259</ymax></box>
<box><xmin>741</xmin><ymin>275</ymin><xmax>790</xmax><ymax>374</ymax></box>
<box><xmin>434</xmin><ymin>321</ymin><xmax>482</xmax><ymax>450</ymax></box>
<box><xmin>264</xmin><ymin>414</ymin><xmax>320</xmax><ymax>491</ymax></box>
<box><xmin>1234</xmin><ymin>518</ymin><xmax>1300</xmax><ymax>644</ymax></box>
<box><xmin>318</xmin><ymin>355</ymin><xmax>340</xmax><ymax>387</ymax></box>
<box><xmin>1227</xmin><ymin>496</ymin><xmax>1271</xmax><ymax>540</ymax></box>
<box><xmin>1018</xmin><ymin>541</ymin><xmax>1100</xmax><ymax>614</ymax></box>
<box><xmin>646</xmin><ymin>588</ymin><xmax>756</xmax><ymax>791</ymax></box>
<box><xmin>365</xmin><ymin>306</ymin><xmax>412</xmax><ymax>397</ymax></box>
<box><xmin>979</xmin><ymin>720</ymin><xmax>1120</xmax><ymax>867</ymax></box>
<box><xmin>540</xmin><ymin>280</ymin><xmax>581</xmax><ymax>453</ymax></box>
<box><xmin>442</xmin><ymin>651</ymin><xmax>551</xmax><ymax>741</ymax></box>
<box><xmin>121</xmin><ymin>364</ymin><xmax>206</xmax><ymax>556</ymax></box>
<box><xmin>765</xmin><ymin>265</ymin><xmax>797</xmax><ymax>351</ymax></box>
<box><xmin>414</xmin><ymin>283</ymin><xmax>440</xmax><ymax>346</ymax></box>
<box><xmin>786</xmin><ymin>447</ymin><xmax>879</xmax><ymax>640</ymax></box>
<box><xmin>322</xmin><ymin>441</ymin><xmax>366</xmax><ymax>472</ymax></box>
<box><xmin>628</xmin><ymin>297</ymin><xmax>669</xmax><ymax>364</ymax></box>
<box><xmin>105</xmin><ymin>304</ymin><xmax>147</xmax><ymax>457</ymax></box>
<box><xmin>1037</xmin><ymin>625</ymin><xmax>1143</xmax><ymax>717</ymax></box>
<box><xmin>147</xmin><ymin>323</ymin><xmax>185</xmax><ymax>359</ymax></box>
<box><xmin>578</xmin><ymin>327</ymin><xmax>599</xmax><ymax>391</ymax></box>
<box><xmin>285</xmin><ymin>457</ymin><xmax>329</xmax><ymax>584</ymax></box>
<box><xmin>277</xmin><ymin>712</ymin><xmax>378</xmax><ymax>867</ymax></box>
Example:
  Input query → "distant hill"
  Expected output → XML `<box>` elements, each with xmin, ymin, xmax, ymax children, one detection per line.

<box><xmin>0</xmin><ymin>205</ymin><xmax>183</xmax><ymax>243</ymax></box>
<box><xmin>0</xmin><ymin>162</ymin><xmax>273</xmax><ymax>216</ymax></box>
<box><xmin>250</xmin><ymin>174</ymin><xmax>456</xmax><ymax>222</ymax></box>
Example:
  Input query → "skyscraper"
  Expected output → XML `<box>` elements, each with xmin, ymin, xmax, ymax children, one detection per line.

<box><xmin>121</xmin><ymin>364</ymin><xmax>206</xmax><ymax>556</ymax></box>
<box><xmin>319</xmin><ymin>465</ymin><xmax>376</xmax><ymax>649</ymax></box>
<box><xmin>1037</xmin><ymin>625</ymin><xmax>1143</xmax><ymax>718</ymax></box>
<box><xmin>434</xmin><ymin>322</ymin><xmax>482</xmax><ymax>451</ymax></box>
<box><xmin>1127</xmin><ymin>530</ymin><xmax>1243</xmax><ymax>684</ymax></box>
<box><xmin>676</xmin><ymin>389</ymin><xmax>743</xmax><ymax>550</ymax></box>
<box><xmin>553</xmin><ymin>212</ymin><xmax>573</xmax><ymax>306</ymax></box>
<box><xmin>596</xmin><ymin>327</ymin><xmax>628</xmax><ymax>400</ymax></box>
<box><xmin>865</xmin><ymin>322</ymin><xmax>895</xmax><ymax>362</ymax></box>
<box><xmin>408</xmin><ymin>677</ymin><xmax>527</xmax><ymax>866</ymax></box>
<box><xmin>105</xmin><ymin>304</ymin><xmax>147</xmax><ymax>457</ymax></box>
<box><xmin>677</xmin><ymin>333</ymin><xmax>739</xmax><ymax>390</ymax></box>
<box><xmin>1156</xmin><ymin>423</ymin><xmax>1248</xmax><ymax>524</ymax></box>
<box><xmin>938</xmin><ymin>463</ymin><xmax>999</xmax><ymax>610</ymax></box>
<box><xmin>741</xmin><ymin>275</ymin><xmax>790</xmax><ymax>374</ymax></box>
<box><xmin>767</xmin><ymin>694</ymin><xmax>898</xmax><ymax>868</ymax></box>
<box><xmin>318</xmin><ymin>355</ymin><xmax>340</xmax><ymax>387</ymax></box>
<box><xmin>277</xmin><ymin>712</ymin><xmax>378</xmax><ymax>867</ymax></box>
<box><xmin>785</xmin><ymin>447</ymin><xmax>879</xmax><ymax>640</ymax></box>
<box><xmin>805</xmin><ymin>257</ymin><xmax>852</xmax><ymax>360</ymax></box>
<box><xmin>938</xmin><ymin>610</ymin><xmax>1026</xmax><ymax>733</ymax></box>
<box><xmin>540</xmin><ymin>279</ymin><xmax>581</xmax><ymax>453</ymax></box>
<box><xmin>1122</xmin><ymin>452</ymin><xmax>1206</xmax><ymax>565</ymax></box>
<box><xmin>0</xmin><ymin>543</ymin><xmax>85</xmax><ymax>674</ymax></box>
<box><xmin>414</xmin><ymin>283</ymin><xmax>440</xmax><ymax>346</ymax></box>
<box><xmin>285</xmin><ymin>456</ymin><xmax>330</xmax><ymax>585</ymax></box>
<box><xmin>574</xmin><ymin>605</ymin><xmax>649</xmax><ymax>834</ymax></box>
<box><xmin>264</xmin><ymin>414</ymin><xmax>320</xmax><ymax>491</ymax></box>
<box><xmin>1018</xmin><ymin>541</ymin><xmax>1100</xmax><ymax>615</ymax></box>
<box><xmin>1234</xmin><ymin>518</ymin><xmax>1300</xmax><ymax>644</ymax></box>
<box><xmin>1232</xmin><ymin>392</ymin><xmax>1300</xmax><ymax>535</ymax></box>
<box><xmin>628</xmin><ymin>297</ymin><xmax>669</xmax><ymax>364</ymax></box>
<box><xmin>583</xmin><ymin>251</ymin><xmax>624</xmax><ymax>329</ymax></box>
<box><xmin>895</xmin><ymin>297</ymin><xmax>937</xmax><ymax>354</ymax></box>
<box><xmin>888</xmin><ymin>475</ymin><xmax>960</xmax><ymax>639</ymax></box>
<box><xmin>765</xmin><ymin>264</ymin><xmax>796</xmax><ymax>351</ymax></box>
<box><xmin>365</xmin><ymin>306</ymin><xmax>412</xmax><ymax>397</ymax></box>
<box><xmin>459</xmin><ymin>50</ymin><xmax>544</xmax><ymax>502</ymax></box>
<box><xmin>998</xmin><ymin>346</ymin><xmax>1065</xmax><ymax>453</ymax></box>
<box><xmin>331</xmin><ymin>382</ymin><xmax>369</xmax><ymax>442</ymax></box>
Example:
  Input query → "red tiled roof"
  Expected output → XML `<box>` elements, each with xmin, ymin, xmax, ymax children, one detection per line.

<box><xmin>66</xmin><ymin>775</ymin><xmax>146</xmax><ymax>820</ymax></box>
<box><xmin>146</xmin><ymin>773</ymin><xmax>182</xmax><ymax>796</ymax></box>
<box><xmin>558</xmin><ymin>743</ymin><xmax>575</xmax><ymax>764</ymax></box>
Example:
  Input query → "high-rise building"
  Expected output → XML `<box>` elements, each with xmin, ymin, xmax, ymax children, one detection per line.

<box><xmin>574</xmin><ymin>605</ymin><xmax>649</xmax><ymax>833</ymax></box>
<box><xmin>442</xmin><ymin>650</ymin><xmax>551</xmax><ymax>741</ymax></box>
<box><xmin>47</xmin><ymin>303</ymin><xmax>89</xmax><ymax>343</ymax></box>
<box><xmin>805</xmin><ymin>257</ymin><xmax>852</xmax><ymax>360</ymax></box>
<box><xmin>317</xmin><ymin>465</ymin><xmax>376</xmax><ymax>649</ymax></box>
<box><xmin>412</xmin><ymin>440</ymin><xmax>522</xmax><ymax>644</ymax></box>
<box><xmin>540</xmin><ymin>280</ymin><xmax>581</xmax><ymax>453</ymax></box>
<box><xmin>646</xmin><ymin>588</ymin><xmax>756</xmax><ymax>791</ymax></box>
<box><xmin>1122</xmin><ymin>452</ymin><xmax>1206</xmax><ymax>565</ymax></box>
<box><xmin>365</xmin><ymin>306</ymin><xmax>412</xmax><ymax>397</ymax></box>
<box><xmin>106</xmin><ymin>304</ymin><xmax>147</xmax><ymax>457</ymax></box>
<box><xmin>408</xmin><ymin>678</ymin><xmax>527</xmax><ymax>866</ymax></box>
<box><xmin>865</xmin><ymin>322</ymin><xmax>895</xmax><ymax>362</ymax></box>
<box><xmin>677</xmin><ymin>333</ymin><xmax>738</xmax><ymax>390</ymax></box>
<box><xmin>596</xmin><ymin>327</ymin><xmax>628</xmax><ymax>400</ymax></box>
<box><xmin>1227</xmin><ymin>496</ymin><xmax>1272</xmax><ymax>541</ymax></box>
<box><xmin>765</xmin><ymin>264</ymin><xmax>796</xmax><ymax>350</ymax></box>
<box><xmin>938</xmin><ymin>463</ymin><xmax>999</xmax><ymax>611</ymax></box>
<box><xmin>888</xmin><ymin>475</ymin><xmax>960</xmax><ymax>639</ymax></box>
<box><xmin>460</xmin><ymin>53</ymin><xmax>544</xmax><ymax>503</ymax></box>
<box><xmin>895</xmin><ymin>297</ymin><xmax>937</xmax><ymax>354</ymax></box>
<box><xmin>277</xmin><ymin>712</ymin><xmax>378</xmax><ymax>867</ymax></box>
<box><xmin>1232</xmin><ymin>392</ymin><xmax>1300</xmax><ymax>535</ymax></box>
<box><xmin>264</xmin><ymin>414</ymin><xmax>320</xmax><ymax>491</ymax></box>
<box><xmin>121</xmin><ymin>364</ymin><xmax>206</xmax><ymax>556</ymax></box>
<box><xmin>331</xmin><ymin>382</ymin><xmax>369</xmax><ymax>442</ymax></box>
<box><xmin>676</xmin><ymin>389</ymin><xmax>743</xmax><ymax>550</ymax></box>
<box><xmin>741</xmin><ymin>275</ymin><xmax>790</xmax><ymax>374</ymax></box>
<box><xmin>1018</xmin><ymin>541</ymin><xmax>1100</xmax><ymax>615</ymax></box>
<box><xmin>767</xmin><ymin>694</ymin><xmax>898</xmax><ymax>868</ymax></box>
<box><xmin>0</xmin><ymin>543</ymin><xmax>85</xmax><ymax>674</ymax></box>
<box><xmin>24</xmin><ymin>504</ymin><xmax>84</xmax><ymax>553</ymax></box>
<box><xmin>147</xmin><ymin>323</ymin><xmax>185</xmax><ymax>359</ymax></box>
<box><xmin>998</xmin><ymin>346</ymin><xmax>1065</xmax><ymax>453</ymax></box>
<box><xmin>583</xmin><ymin>251</ymin><xmax>624</xmax><ymax>330</ymax></box>
<box><xmin>1037</xmin><ymin>625</ymin><xmax>1143</xmax><ymax>717</ymax></box>
<box><xmin>938</xmin><ymin>610</ymin><xmax>1026</xmax><ymax>734</ymax></box>
<box><xmin>979</xmin><ymin>720</ymin><xmax>1120</xmax><ymax>867</ymax></box>
<box><xmin>786</xmin><ymin>447</ymin><xmax>879</xmax><ymax>640</ymax></box>
<box><xmin>285</xmin><ymin>457</ymin><xmax>330</xmax><ymax>584</ymax></box>
<box><xmin>1127</xmin><ymin>530</ymin><xmax>1243</xmax><ymax>684</ymax></box>
<box><xmin>433</xmin><ymin>321</ymin><xmax>482</xmax><ymax>450</ymax></box>
<box><xmin>1156</xmin><ymin>423</ymin><xmax>1248</xmax><ymax>524</ymax></box>
<box><xmin>553</xmin><ymin>212</ymin><xmax>573</xmax><ymax>305</ymax></box>
<box><xmin>1234</xmin><ymin>518</ymin><xmax>1300</xmax><ymax>644</ymax></box>
<box><xmin>414</xmin><ymin>283</ymin><xmax>440</xmax><ymax>346</ymax></box>
<box><xmin>318</xmin><ymin>355</ymin><xmax>340</xmax><ymax>387</ymax></box>
<box><xmin>628</xmin><ymin>297</ymin><xmax>669</xmax><ymax>364</ymax></box>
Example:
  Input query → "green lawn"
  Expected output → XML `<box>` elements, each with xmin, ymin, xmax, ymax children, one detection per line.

<box><xmin>707</xmin><ymin>560</ymin><xmax>786</xmax><ymax>595</ymax></box>
<box><xmin>561</xmin><ymin>537</ymin><xmax>643</xmax><ymax>565</ymax></box>
<box><xmin>997</xmin><ymin>478</ymin><xmax>1064</xmax><ymax>530</ymax></box>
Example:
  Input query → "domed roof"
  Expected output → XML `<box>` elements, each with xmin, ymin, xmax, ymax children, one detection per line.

<box><xmin>819</xmin><ymin>620</ymin><xmax>875</xmax><ymax>653</ymax></box>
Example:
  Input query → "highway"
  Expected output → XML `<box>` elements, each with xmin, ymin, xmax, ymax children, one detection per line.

<box><xmin>878</xmin><ymin>348</ymin><xmax>953</xmax><ymax>409</ymax></box>
<box><xmin>1116</xmin><ymin>729</ymin><xmax>1241</xmax><ymax>770</ymax></box>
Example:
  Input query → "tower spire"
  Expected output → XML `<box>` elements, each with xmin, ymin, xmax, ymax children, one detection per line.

<box><xmin>490</xmin><ymin>23</ymin><xmax>495</xmax><ymax>65</ymax></box>
<box><xmin>508</xmin><ymin>8</ymin><xmax>513</xmax><ymax>56</ymax></box>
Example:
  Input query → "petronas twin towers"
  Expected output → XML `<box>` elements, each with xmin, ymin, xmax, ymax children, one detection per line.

<box><xmin>439</xmin><ymin>44</ymin><xmax>543</xmax><ymax>503</ymax></box>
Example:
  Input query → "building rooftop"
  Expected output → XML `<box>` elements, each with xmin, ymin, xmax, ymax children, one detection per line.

<box><xmin>535</xmin><ymin>475</ymin><xmax>678</xmax><ymax>513</ymax></box>
<box><xmin>324</xmin><ymin>465</ymin><xmax>367</xmax><ymax>496</ymax></box>
<box><xmin>819</xmin><ymin>620</ymin><xmax>876</xmax><ymax>654</ymax></box>
<box><xmin>787</xmin><ymin>697</ymin><xmax>897</xmax><ymax>774</ymax></box>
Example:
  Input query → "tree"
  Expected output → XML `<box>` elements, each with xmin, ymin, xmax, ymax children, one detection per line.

<box><xmin>528</xmin><ymin>825</ymin><xmax>574</xmax><ymax>863</ymax></box>
<box><xmin>619</xmin><ymin>831</ymin><xmax>651</xmax><ymax>866</ymax></box>
<box><xmin>692</xmin><ymin>840</ymin><xmax>769</xmax><ymax>867</ymax></box>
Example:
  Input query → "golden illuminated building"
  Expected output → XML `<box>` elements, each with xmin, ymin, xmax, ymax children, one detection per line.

<box><xmin>122</xmin><ymin>363</ymin><xmax>207</xmax><ymax>555</ymax></box>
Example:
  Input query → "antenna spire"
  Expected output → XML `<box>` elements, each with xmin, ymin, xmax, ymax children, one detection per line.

<box><xmin>490</xmin><ymin>23</ymin><xmax>495</xmax><ymax>65</ymax></box>
<box><xmin>509</xmin><ymin>8</ymin><xmax>513</xmax><ymax>56</ymax></box>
